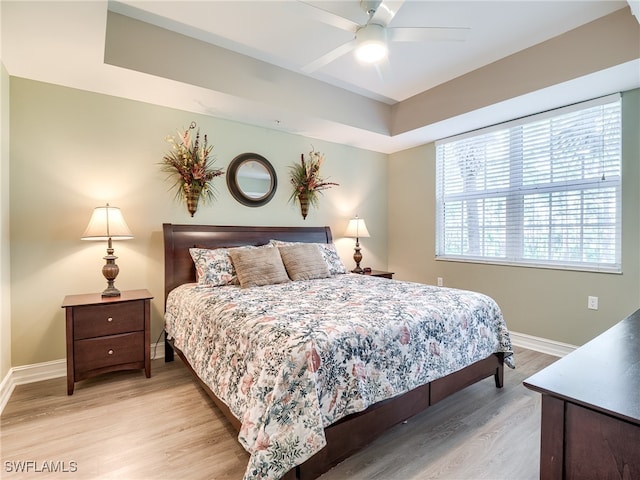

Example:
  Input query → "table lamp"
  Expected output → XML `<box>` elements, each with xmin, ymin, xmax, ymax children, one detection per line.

<box><xmin>345</xmin><ymin>216</ymin><xmax>370</xmax><ymax>274</ymax></box>
<box><xmin>81</xmin><ymin>203</ymin><xmax>133</xmax><ymax>297</ymax></box>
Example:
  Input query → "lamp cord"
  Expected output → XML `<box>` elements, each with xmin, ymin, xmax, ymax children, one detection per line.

<box><xmin>151</xmin><ymin>328</ymin><xmax>165</xmax><ymax>360</ymax></box>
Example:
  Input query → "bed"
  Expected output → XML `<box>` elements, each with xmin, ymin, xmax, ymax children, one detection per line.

<box><xmin>162</xmin><ymin>223</ymin><xmax>513</xmax><ymax>480</ymax></box>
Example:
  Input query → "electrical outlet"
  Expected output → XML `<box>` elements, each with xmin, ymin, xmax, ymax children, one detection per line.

<box><xmin>587</xmin><ymin>296</ymin><xmax>599</xmax><ymax>310</ymax></box>
<box><xmin>437</xmin><ymin>277</ymin><xmax>443</xmax><ymax>287</ymax></box>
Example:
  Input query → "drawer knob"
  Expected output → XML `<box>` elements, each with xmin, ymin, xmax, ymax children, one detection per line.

<box><xmin>108</xmin><ymin>349</ymin><xmax>114</xmax><ymax>355</ymax></box>
<box><xmin>107</xmin><ymin>317</ymin><xmax>113</xmax><ymax>322</ymax></box>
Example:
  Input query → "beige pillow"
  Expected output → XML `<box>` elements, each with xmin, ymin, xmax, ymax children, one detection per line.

<box><xmin>278</xmin><ymin>244</ymin><xmax>330</xmax><ymax>281</ymax></box>
<box><xmin>229</xmin><ymin>246</ymin><xmax>290</xmax><ymax>288</ymax></box>
<box><xmin>270</xmin><ymin>240</ymin><xmax>347</xmax><ymax>275</ymax></box>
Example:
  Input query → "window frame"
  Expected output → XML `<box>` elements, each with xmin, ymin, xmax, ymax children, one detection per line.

<box><xmin>434</xmin><ymin>94</ymin><xmax>622</xmax><ymax>274</ymax></box>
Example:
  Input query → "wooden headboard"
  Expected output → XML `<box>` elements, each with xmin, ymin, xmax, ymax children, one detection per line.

<box><xmin>162</xmin><ymin>223</ymin><xmax>333</xmax><ymax>302</ymax></box>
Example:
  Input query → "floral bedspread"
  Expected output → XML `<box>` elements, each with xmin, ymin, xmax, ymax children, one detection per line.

<box><xmin>164</xmin><ymin>274</ymin><xmax>513</xmax><ymax>480</ymax></box>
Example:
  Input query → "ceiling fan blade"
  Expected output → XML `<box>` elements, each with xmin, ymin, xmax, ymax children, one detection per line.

<box><xmin>369</xmin><ymin>0</ymin><xmax>405</xmax><ymax>27</ymax></box>
<box><xmin>301</xmin><ymin>40</ymin><xmax>357</xmax><ymax>73</ymax></box>
<box><xmin>295</xmin><ymin>1</ymin><xmax>360</xmax><ymax>33</ymax></box>
<box><xmin>389</xmin><ymin>27</ymin><xmax>470</xmax><ymax>42</ymax></box>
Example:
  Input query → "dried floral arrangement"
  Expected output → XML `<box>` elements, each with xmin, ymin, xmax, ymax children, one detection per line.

<box><xmin>289</xmin><ymin>147</ymin><xmax>338</xmax><ymax>219</ymax></box>
<box><xmin>161</xmin><ymin>121</ymin><xmax>224</xmax><ymax>216</ymax></box>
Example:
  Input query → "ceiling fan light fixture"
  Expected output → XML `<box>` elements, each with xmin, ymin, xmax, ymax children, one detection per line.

<box><xmin>354</xmin><ymin>24</ymin><xmax>388</xmax><ymax>63</ymax></box>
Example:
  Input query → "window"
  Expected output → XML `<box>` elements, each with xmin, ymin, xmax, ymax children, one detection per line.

<box><xmin>435</xmin><ymin>94</ymin><xmax>621</xmax><ymax>273</ymax></box>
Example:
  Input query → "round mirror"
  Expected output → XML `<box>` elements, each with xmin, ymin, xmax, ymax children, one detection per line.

<box><xmin>226</xmin><ymin>153</ymin><xmax>277</xmax><ymax>207</ymax></box>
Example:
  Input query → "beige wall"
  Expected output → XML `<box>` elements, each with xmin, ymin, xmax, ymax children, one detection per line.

<box><xmin>7</xmin><ymin>79</ymin><xmax>639</xmax><ymax>367</ymax></box>
<box><xmin>9</xmin><ymin>78</ymin><xmax>388</xmax><ymax>367</ymax></box>
<box><xmin>1</xmin><ymin>61</ymin><xmax>11</xmax><ymax>381</ymax></box>
<box><xmin>388</xmin><ymin>88</ymin><xmax>640</xmax><ymax>347</ymax></box>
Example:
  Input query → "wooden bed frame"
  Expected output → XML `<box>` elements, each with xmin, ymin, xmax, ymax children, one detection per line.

<box><xmin>162</xmin><ymin>223</ymin><xmax>505</xmax><ymax>480</ymax></box>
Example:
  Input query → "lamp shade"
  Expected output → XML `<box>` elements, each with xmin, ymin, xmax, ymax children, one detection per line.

<box><xmin>345</xmin><ymin>216</ymin><xmax>370</xmax><ymax>239</ymax></box>
<box><xmin>81</xmin><ymin>204</ymin><xmax>133</xmax><ymax>240</ymax></box>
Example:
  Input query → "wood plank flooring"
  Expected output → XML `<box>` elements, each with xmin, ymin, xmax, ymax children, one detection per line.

<box><xmin>1</xmin><ymin>346</ymin><xmax>556</xmax><ymax>479</ymax></box>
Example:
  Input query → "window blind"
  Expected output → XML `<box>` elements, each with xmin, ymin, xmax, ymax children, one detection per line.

<box><xmin>435</xmin><ymin>94</ymin><xmax>621</xmax><ymax>273</ymax></box>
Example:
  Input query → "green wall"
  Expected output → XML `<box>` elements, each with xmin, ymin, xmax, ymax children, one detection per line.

<box><xmin>7</xmin><ymin>77</ymin><xmax>640</xmax><ymax>368</ymax></box>
<box><xmin>1</xmin><ymin>61</ymin><xmax>11</xmax><ymax>381</ymax></box>
<box><xmin>9</xmin><ymin>78</ymin><xmax>388</xmax><ymax>367</ymax></box>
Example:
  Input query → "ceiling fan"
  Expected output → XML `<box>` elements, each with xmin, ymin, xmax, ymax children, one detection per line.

<box><xmin>300</xmin><ymin>0</ymin><xmax>470</xmax><ymax>73</ymax></box>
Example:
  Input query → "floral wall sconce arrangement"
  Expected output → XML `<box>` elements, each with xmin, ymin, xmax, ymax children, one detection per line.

<box><xmin>161</xmin><ymin>121</ymin><xmax>224</xmax><ymax>216</ymax></box>
<box><xmin>289</xmin><ymin>147</ymin><xmax>339</xmax><ymax>219</ymax></box>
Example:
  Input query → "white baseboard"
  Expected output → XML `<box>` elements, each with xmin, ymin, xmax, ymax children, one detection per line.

<box><xmin>0</xmin><ymin>358</ymin><xmax>66</xmax><ymax>415</ymax></box>
<box><xmin>150</xmin><ymin>340</ymin><xmax>166</xmax><ymax>363</ymax></box>
<box><xmin>11</xmin><ymin>358</ymin><xmax>67</xmax><ymax>384</ymax></box>
<box><xmin>0</xmin><ymin>369</ymin><xmax>15</xmax><ymax>416</ymax></box>
<box><xmin>0</xmin><ymin>342</ymin><xmax>165</xmax><ymax>415</ymax></box>
<box><xmin>0</xmin><ymin>371</ymin><xmax>12</xmax><ymax>415</ymax></box>
<box><xmin>510</xmin><ymin>331</ymin><xmax>577</xmax><ymax>357</ymax></box>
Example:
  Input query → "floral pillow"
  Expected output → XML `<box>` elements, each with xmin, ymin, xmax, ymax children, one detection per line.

<box><xmin>269</xmin><ymin>240</ymin><xmax>347</xmax><ymax>275</ymax></box>
<box><xmin>318</xmin><ymin>243</ymin><xmax>348</xmax><ymax>275</ymax></box>
<box><xmin>189</xmin><ymin>248</ymin><xmax>235</xmax><ymax>287</ymax></box>
<box><xmin>190</xmin><ymin>244</ymin><xmax>275</xmax><ymax>287</ymax></box>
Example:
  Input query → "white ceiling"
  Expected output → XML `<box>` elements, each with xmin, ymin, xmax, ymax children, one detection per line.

<box><xmin>109</xmin><ymin>0</ymin><xmax>628</xmax><ymax>103</ymax></box>
<box><xmin>2</xmin><ymin>0</ymin><xmax>639</xmax><ymax>153</ymax></box>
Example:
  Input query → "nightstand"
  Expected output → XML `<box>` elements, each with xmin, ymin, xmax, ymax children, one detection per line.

<box><xmin>364</xmin><ymin>270</ymin><xmax>394</xmax><ymax>279</ymax></box>
<box><xmin>62</xmin><ymin>289</ymin><xmax>153</xmax><ymax>395</ymax></box>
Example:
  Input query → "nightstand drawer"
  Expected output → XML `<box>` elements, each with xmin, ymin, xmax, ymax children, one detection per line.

<box><xmin>74</xmin><ymin>332</ymin><xmax>144</xmax><ymax>373</ymax></box>
<box><xmin>73</xmin><ymin>301</ymin><xmax>144</xmax><ymax>339</ymax></box>
<box><xmin>63</xmin><ymin>289</ymin><xmax>152</xmax><ymax>394</ymax></box>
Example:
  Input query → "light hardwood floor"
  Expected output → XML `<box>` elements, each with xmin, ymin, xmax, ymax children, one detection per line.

<box><xmin>1</xmin><ymin>346</ymin><xmax>556</xmax><ymax>479</ymax></box>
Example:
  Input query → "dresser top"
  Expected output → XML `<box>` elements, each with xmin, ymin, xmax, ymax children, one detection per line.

<box><xmin>62</xmin><ymin>289</ymin><xmax>153</xmax><ymax>308</ymax></box>
<box><xmin>524</xmin><ymin>309</ymin><xmax>640</xmax><ymax>424</ymax></box>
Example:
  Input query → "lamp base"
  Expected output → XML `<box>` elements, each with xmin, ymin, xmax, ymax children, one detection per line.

<box><xmin>101</xmin><ymin>244</ymin><xmax>121</xmax><ymax>297</ymax></box>
<box><xmin>101</xmin><ymin>286</ymin><xmax>121</xmax><ymax>297</ymax></box>
<box><xmin>352</xmin><ymin>239</ymin><xmax>364</xmax><ymax>274</ymax></box>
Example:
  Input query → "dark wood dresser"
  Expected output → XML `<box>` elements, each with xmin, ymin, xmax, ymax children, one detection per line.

<box><xmin>523</xmin><ymin>309</ymin><xmax>640</xmax><ymax>479</ymax></box>
<box><xmin>62</xmin><ymin>289</ymin><xmax>153</xmax><ymax>394</ymax></box>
